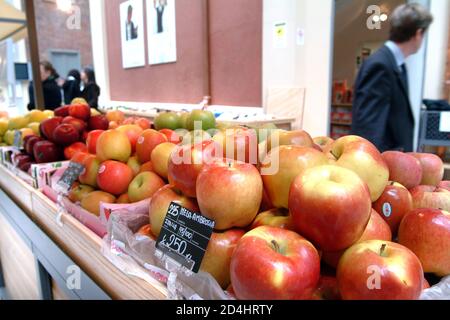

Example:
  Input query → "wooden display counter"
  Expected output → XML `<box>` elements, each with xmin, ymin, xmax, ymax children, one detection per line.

<box><xmin>0</xmin><ymin>164</ymin><xmax>168</xmax><ymax>300</ymax></box>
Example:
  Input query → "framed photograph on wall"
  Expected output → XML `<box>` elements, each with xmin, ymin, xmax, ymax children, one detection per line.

<box><xmin>120</xmin><ymin>0</ymin><xmax>146</xmax><ymax>69</ymax></box>
<box><xmin>147</xmin><ymin>0</ymin><xmax>177</xmax><ymax>65</ymax></box>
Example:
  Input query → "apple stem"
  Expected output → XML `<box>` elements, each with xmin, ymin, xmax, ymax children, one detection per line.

<box><xmin>271</xmin><ymin>240</ymin><xmax>281</xmax><ymax>254</ymax></box>
<box><xmin>380</xmin><ymin>244</ymin><xmax>387</xmax><ymax>257</ymax></box>
<box><xmin>389</xmin><ymin>181</ymin><xmax>395</xmax><ymax>186</ymax></box>
<box><xmin>330</xmin><ymin>151</ymin><xmax>338</xmax><ymax>160</ymax></box>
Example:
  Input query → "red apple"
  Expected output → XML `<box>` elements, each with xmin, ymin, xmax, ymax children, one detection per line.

<box><xmin>322</xmin><ymin>209</ymin><xmax>392</xmax><ymax>268</ymax></box>
<box><xmin>337</xmin><ymin>240</ymin><xmax>424</xmax><ymax>300</ymax></box>
<box><xmin>39</xmin><ymin>117</ymin><xmax>63</xmax><ymax>141</ymax></box>
<box><xmin>97</xmin><ymin>160</ymin><xmax>134</xmax><ymax>195</ymax></box>
<box><xmin>149</xmin><ymin>185</ymin><xmax>199</xmax><ymax>237</ymax></box>
<box><xmin>266</xmin><ymin>130</ymin><xmax>314</xmax><ymax>151</ymax></box>
<box><xmin>127</xmin><ymin>171</ymin><xmax>165</xmax><ymax>203</ymax></box>
<box><xmin>167</xmin><ymin>140</ymin><xmax>219</xmax><ymax>198</ymax></box>
<box><xmin>230</xmin><ymin>226</ymin><xmax>321</xmax><ymax>300</ymax></box>
<box><xmin>135</xmin><ymin>117</ymin><xmax>151</xmax><ymax>130</ymax></box>
<box><xmin>54</xmin><ymin>105</ymin><xmax>70</xmax><ymax>117</ymax></box>
<box><xmin>79</xmin><ymin>156</ymin><xmax>100</xmax><ymax>188</ymax></box>
<box><xmin>13</xmin><ymin>154</ymin><xmax>33</xmax><ymax>172</ymax></box>
<box><xmin>289</xmin><ymin>165</ymin><xmax>372</xmax><ymax>251</ymax></box>
<box><xmin>62</xmin><ymin>116</ymin><xmax>87</xmax><ymax>133</ymax></box>
<box><xmin>410</xmin><ymin>185</ymin><xmax>450</xmax><ymax>212</ymax></box>
<box><xmin>81</xmin><ymin>191</ymin><xmax>116</xmax><ymax>216</ymax></box>
<box><xmin>212</xmin><ymin>128</ymin><xmax>258</xmax><ymax>163</ymax></box>
<box><xmin>196</xmin><ymin>158</ymin><xmax>263</xmax><ymax>230</ymax></box>
<box><xmin>136</xmin><ymin>224</ymin><xmax>155</xmax><ymax>239</ymax></box>
<box><xmin>311</xmin><ymin>276</ymin><xmax>341</xmax><ymax>300</ymax></box>
<box><xmin>382</xmin><ymin>151</ymin><xmax>422</xmax><ymax>189</ymax></box>
<box><xmin>52</xmin><ymin>124</ymin><xmax>80</xmax><ymax>146</ymax></box>
<box><xmin>250</xmin><ymin>208</ymin><xmax>293</xmax><ymax>230</ymax></box>
<box><xmin>117</xmin><ymin>124</ymin><xmax>144</xmax><ymax>153</ymax></box>
<box><xmin>159</xmin><ymin>129</ymin><xmax>181</xmax><ymax>144</ymax></box>
<box><xmin>409</xmin><ymin>153</ymin><xmax>444</xmax><ymax>186</ymax></box>
<box><xmin>70</xmin><ymin>151</ymin><xmax>92</xmax><ymax>165</ymax></box>
<box><xmin>261</xmin><ymin>146</ymin><xmax>328</xmax><ymax>209</ymax></box>
<box><xmin>86</xmin><ymin>130</ymin><xmax>104</xmax><ymax>154</ymax></box>
<box><xmin>423</xmin><ymin>278</ymin><xmax>430</xmax><ymax>290</ymax></box>
<box><xmin>372</xmin><ymin>182</ymin><xmax>414</xmax><ymax>234</ymax></box>
<box><xmin>330</xmin><ymin>136</ymin><xmax>389</xmax><ymax>201</ymax></box>
<box><xmin>200</xmin><ymin>229</ymin><xmax>245</xmax><ymax>289</ymax></box>
<box><xmin>24</xmin><ymin>135</ymin><xmax>44</xmax><ymax>156</ymax></box>
<box><xmin>136</xmin><ymin>129</ymin><xmax>168</xmax><ymax>163</ymax></box>
<box><xmin>88</xmin><ymin>115</ymin><xmax>109</xmax><ymax>131</ymax></box>
<box><xmin>398</xmin><ymin>208</ymin><xmax>450</xmax><ymax>276</ymax></box>
<box><xmin>313</xmin><ymin>136</ymin><xmax>334</xmax><ymax>152</ymax></box>
<box><xmin>106</xmin><ymin>110</ymin><xmax>125</xmax><ymax>123</ymax></box>
<box><xmin>117</xmin><ymin>193</ymin><xmax>131</xmax><ymax>204</ymax></box>
<box><xmin>139</xmin><ymin>161</ymin><xmax>154</xmax><ymax>173</ymax></box>
<box><xmin>33</xmin><ymin>141</ymin><xmax>62</xmax><ymax>163</ymax></box>
<box><xmin>439</xmin><ymin>181</ymin><xmax>450</xmax><ymax>191</ymax></box>
<box><xmin>69</xmin><ymin>103</ymin><xmax>91</xmax><ymax>121</ymax></box>
<box><xmin>64</xmin><ymin>142</ymin><xmax>88</xmax><ymax>160</ymax></box>
<box><xmin>96</xmin><ymin>130</ymin><xmax>131</xmax><ymax>163</ymax></box>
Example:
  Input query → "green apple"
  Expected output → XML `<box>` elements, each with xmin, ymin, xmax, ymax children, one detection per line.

<box><xmin>154</xmin><ymin>112</ymin><xmax>181</xmax><ymax>130</ymax></box>
<box><xmin>186</xmin><ymin>110</ymin><xmax>216</xmax><ymax>131</ymax></box>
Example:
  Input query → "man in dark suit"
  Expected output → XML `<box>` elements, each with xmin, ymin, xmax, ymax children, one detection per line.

<box><xmin>352</xmin><ymin>4</ymin><xmax>433</xmax><ymax>152</ymax></box>
<box><xmin>125</xmin><ymin>5</ymin><xmax>138</xmax><ymax>41</ymax></box>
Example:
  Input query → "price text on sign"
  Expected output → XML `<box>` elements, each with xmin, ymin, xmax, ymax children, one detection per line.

<box><xmin>57</xmin><ymin>161</ymin><xmax>85</xmax><ymax>192</ymax></box>
<box><xmin>156</xmin><ymin>202</ymin><xmax>215</xmax><ymax>273</ymax></box>
<box><xmin>13</xmin><ymin>130</ymin><xmax>23</xmax><ymax>149</ymax></box>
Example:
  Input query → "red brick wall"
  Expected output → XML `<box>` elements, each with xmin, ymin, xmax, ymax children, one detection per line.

<box><xmin>34</xmin><ymin>0</ymin><xmax>93</xmax><ymax>69</ymax></box>
<box><xmin>446</xmin><ymin>30</ymin><xmax>450</xmax><ymax>100</ymax></box>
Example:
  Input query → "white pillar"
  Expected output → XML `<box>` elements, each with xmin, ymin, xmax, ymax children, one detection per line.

<box><xmin>423</xmin><ymin>0</ymin><xmax>450</xmax><ymax>99</ymax></box>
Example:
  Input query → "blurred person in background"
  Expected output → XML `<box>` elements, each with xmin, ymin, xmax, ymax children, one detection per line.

<box><xmin>27</xmin><ymin>60</ymin><xmax>62</xmax><ymax>110</ymax></box>
<box><xmin>60</xmin><ymin>69</ymin><xmax>81</xmax><ymax>105</ymax></box>
<box><xmin>80</xmin><ymin>67</ymin><xmax>101</xmax><ymax>109</ymax></box>
<box><xmin>352</xmin><ymin>3</ymin><xmax>433</xmax><ymax>152</ymax></box>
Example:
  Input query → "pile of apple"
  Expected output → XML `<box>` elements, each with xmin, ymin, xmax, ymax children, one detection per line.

<box><xmin>143</xmin><ymin>128</ymin><xmax>448</xmax><ymax>300</ymax></box>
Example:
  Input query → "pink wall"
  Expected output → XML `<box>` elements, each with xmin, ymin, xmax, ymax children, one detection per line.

<box><xmin>104</xmin><ymin>0</ymin><xmax>262</xmax><ymax>106</ymax></box>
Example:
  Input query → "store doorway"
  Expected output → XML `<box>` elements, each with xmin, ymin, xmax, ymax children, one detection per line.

<box><xmin>49</xmin><ymin>50</ymin><xmax>81</xmax><ymax>80</ymax></box>
<box><xmin>330</xmin><ymin>0</ymin><xmax>405</xmax><ymax>140</ymax></box>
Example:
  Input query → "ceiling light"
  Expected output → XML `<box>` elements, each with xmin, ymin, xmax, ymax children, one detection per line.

<box><xmin>380</xmin><ymin>13</ymin><xmax>388</xmax><ymax>22</ymax></box>
<box><xmin>372</xmin><ymin>15</ymin><xmax>380</xmax><ymax>22</ymax></box>
<box><xmin>56</xmin><ymin>0</ymin><xmax>72</xmax><ymax>12</ymax></box>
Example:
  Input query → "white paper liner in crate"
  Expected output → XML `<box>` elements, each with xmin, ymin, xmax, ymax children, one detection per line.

<box><xmin>102</xmin><ymin>207</ymin><xmax>231</xmax><ymax>300</ymax></box>
<box><xmin>420</xmin><ymin>276</ymin><xmax>450</xmax><ymax>300</ymax></box>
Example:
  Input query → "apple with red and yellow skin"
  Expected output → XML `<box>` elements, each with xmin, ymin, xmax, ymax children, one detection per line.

<box><xmin>117</xmin><ymin>193</ymin><xmax>131</xmax><ymax>204</ymax></box>
<box><xmin>109</xmin><ymin>121</ymin><xmax>119</xmax><ymax>130</ymax></box>
<box><xmin>96</xmin><ymin>130</ymin><xmax>131</xmax><ymax>163</ymax></box>
<box><xmin>381</xmin><ymin>151</ymin><xmax>423</xmax><ymax>190</ymax></box>
<box><xmin>136</xmin><ymin>224</ymin><xmax>155</xmax><ymax>240</ymax></box>
<box><xmin>409</xmin><ymin>153</ymin><xmax>444</xmax><ymax>186</ymax></box>
<box><xmin>97</xmin><ymin>160</ymin><xmax>134</xmax><ymax>195</ymax></box>
<box><xmin>81</xmin><ymin>191</ymin><xmax>116</xmax><ymax>216</ymax></box>
<box><xmin>260</xmin><ymin>187</ymin><xmax>275</xmax><ymax>212</ymax></box>
<box><xmin>117</xmin><ymin>124</ymin><xmax>144</xmax><ymax>153</ymax></box>
<box><xmin>200</xmin><ymin>229</ymin><xmax>245</xmax><ymax>289</ymax></box>
<box><xmin>322</xmin><ymin>209</ymin><xmax>392</xmax><ymax>268</ymax></box>
<box><xmin>439</xmin><ymin>181</ymin><xmax>450</xmax><ymax>191</ymax></box>
<box><xmin>289</xmin><ymin>165</ymin><xmax>372</xmax><ymax>251</ymax></box>
<box><xmin>398</xmin><ymin>208</ymin><xmax>450</xmax><ymax>276</ymax></box>
<box><xmin>330</xmin><ymin>136</ymin><xmax>389</xmax><ymax>202</ymax></box>
<box><xmin>105</xmin><ymin>110</ymin><xmax>125</xmax><ymax>123</ymax></box>
<box><xmin>337</xmin><ymin>240</ymin><xmax>424</xmax><ymax>300</ymax></box>
<box><xmin>69</xmin><ymin>104</ymin><xmax>91</xmax><ymax>121</ymax></box>
<box><xmin>151</xmin><ymin>142</ymin><xmax>176</xmax><ymax>179</ymax></box>
<box><xmin>168</xmin><ymin>140</ymin><xmax>219</xmax><ymax>198</ymax></box>
<box><xmin>149</xmin><ymin>185</ymin><xmax>199</xmax><ymax>237</ymax></box>
<box><xmin>139</xmin><ymin>161</ymin><xmax>154</xmax><ymax>173</ymax></box>
<box><xmin>135</xmin><ymin>118</ymin><xmax>151</xmax><ymax>130</ymax></box>
<box><xmin>68</xmin><ymin>183</ymin><xmax>95</xmax><ymax>203</ymax></box>
<box><xmin>423</xmin><ymin>278</ymin><xmax>430</xmax><ymax>290</ymax></box>
<box><xmin>230</xmin><ymin>226</ymin><xmax>321</xmax><ymax>300</ymax></box>
<box><xmin>127</xmin><ymin>171</ymin><xmax>165</xmax><ymax>203</ymax></box>
<box><xmin>64</xmin><ymin>142</ymin><xmax>87</xmax><ymax>160</ymax></box>
<box><xmin>313</xmin><ymin>136</ymin><xmax>334</xmax><ymax>152</ymax></box>
<box><xmin>159</xmin><ymin>129</ymin><xmax>181</xmax><ymax>144</ymax></box>
<box><xmin>311</xmin><ymin>276</ymin><xmax>341</xmax><ymax>300</ymax></box>
<box><xmin>212</xmin><ymin>128</ymin><xmax>258</xmax><ymax>164</ymax></box>
<box><xmin>410</xmin><ymin>185</ymin><xmax>450</xmax><ymax>212</ymax></box>
<box><xmin>372</xmin><ymin>182</ymin><xmax>413</xmax><ymax>234</ymax></box>
<box><xmin>250</xmin><ymin>208</ymin><xmax>293</xmax><ymax>230</ymax></box>
<box><xmin>127</xmin><ymin>156</ymin><xmax>141</xmax><ymax>177</ymax></box>
<box><xmin>86</xmin><ymin>130</ymin><xmax>104</xmax><ymax>154</ymax></box>
<box><xmin>196</xmin><ymin>159</ymin><xmax>263</xmax><ymax>230</ymax></box>
<box><xmin>266</xmin><ymin>130</ymin><xmax>314</xmax><ymax>151</ymax></box>
<box><xmin>78</xmin><ymin>156</ymin><xmax>100</xmax><ymax>188</ymax></box>
<box><xmin>261</xmin><ymin>146</ymin><xmax>328</xmax><ymax>209</ymax></box>
<box><xmin>136</xmin><ymin>129</ymin><xmax>168</xmax><ymax>164</ymax></box>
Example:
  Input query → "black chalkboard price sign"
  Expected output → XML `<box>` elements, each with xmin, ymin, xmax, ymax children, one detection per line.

<box><xmin>57</xmin><ymin>161</ymin><xmax>85</xmax><ymax>192</ymax></box>
<box><xmin>13</xmin><ymin>130</ymin><xmax>23</xmax><ymax>149</ymax></box>
<box><xmin>156</xmin><ymin>202</ymin><xmax>215</xmax><ymax>273</ymax></box>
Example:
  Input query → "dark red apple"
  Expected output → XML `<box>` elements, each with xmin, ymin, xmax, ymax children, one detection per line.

<box><xmin>62</xmin><ymin>116</ymin><xmax>87</xmax><ymax>133</ymax></box>
<box><xmin>52</xmin><ymin>124</ymin><xmax>80</xmax><ymax>146</ymax></box>
<box><xmin>24</xmin><ymin>135</ymin><xmax>43</xmax><ymax>156</ymax></box>
<box><xmin>69</xmin><ymin>104</ymin><xmax>91</xmax><ymax>121</ymax></box>
<box><xmin>39</xmin><ymin>117</ymin><xmax>63</xmax><ymax>141</ymax></box>
<box><xmin>54</xmin><ymin>105</ymin><xmax>70</xmax><ymax>117</ymax></box>
<box><xmin>33</xmin><ymin>141</ymin><xmax>62</xmax><ymax>163</ymax></box>
<box><xmin>88</xmin><ymin>115</ymin><xmax>109</xmax><ymax>131</ymax></box>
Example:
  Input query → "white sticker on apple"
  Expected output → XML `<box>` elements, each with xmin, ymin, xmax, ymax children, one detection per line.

<box><xmin>382</xmin><ymin>203</ymin><xmax>392</xmax><ymax>218</ymax></box>
<box><xmin>137</xmin><ymin>136</ymin><xmax>145</xmax><ymax>145</ymax></box>
<box><xmin>98</xmin><ymin>165</ymin><xmax>106</xmax><ymax>174</ymax></box>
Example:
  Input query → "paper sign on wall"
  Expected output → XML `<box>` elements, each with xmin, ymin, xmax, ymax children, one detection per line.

<box><xmin>439</xmin><ymin>112</ymin><xmax>450</xmax><ymax>132</ymax></box>
<box><xmin>273</xmin><ymin>22</ymin><xmax>287</xmax><ymax>49</ymax></box>
<box><xmin>296</xmin><ymin>28</ymin><xmax>305</xmax><ymax>46</ymax></box>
